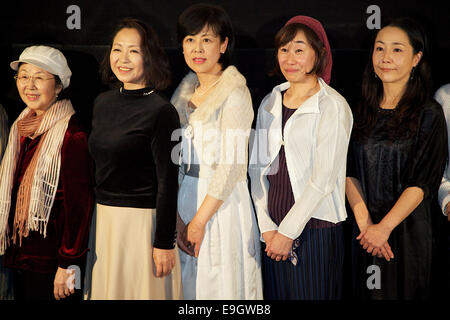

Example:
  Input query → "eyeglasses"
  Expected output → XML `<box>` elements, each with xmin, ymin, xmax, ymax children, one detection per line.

<box><xmin>14</xmin><ymin>74</ymin><xmax>55</xmax><ymax>87</ymax></box>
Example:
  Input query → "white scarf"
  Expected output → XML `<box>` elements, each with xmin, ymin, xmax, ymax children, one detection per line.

<box><xmin>0</xmin><ymin>99</ymin><xmax>75</xmax><ymax>254</ymax></box>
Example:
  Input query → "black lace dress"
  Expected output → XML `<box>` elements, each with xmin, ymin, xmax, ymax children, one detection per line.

<box><xmin>347</xmin><ymin>100</ymin><xmax>447</xmax><ymax>299</ymax></box>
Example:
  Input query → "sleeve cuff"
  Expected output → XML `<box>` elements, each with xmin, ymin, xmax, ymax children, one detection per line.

<box><xmin>153</xmin><ymin>239</ymin><xmax>176</xmax><ymax>250</ymax></box>
<box><xmin>57</xmin><ymin>249</ymin><xmax>89</xmax><ymax>269</ymax></box>
<box><xmin>441</xmin><ymin>195</ymin><xmax>450</xmax><ymax>216</ymax></box>
<box><xmin>278</xmin><ymin>181</ymin><xmax>324</xmax><ymax>240</ymax></box>
<box><xmin>438</xmin><ymin>178</ymin><xmax>450</xmax><ymax>215</ymax></box>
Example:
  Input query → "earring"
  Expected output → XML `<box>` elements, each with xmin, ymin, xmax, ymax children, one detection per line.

<box><xmin>410</xmin><ymin>66</ymin><xmax>416</xmax><ymax>80</ymax></box>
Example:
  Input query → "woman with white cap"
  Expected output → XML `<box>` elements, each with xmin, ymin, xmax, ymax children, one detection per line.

<box><xmin>0</xmin><ymin>45</ymin><xmax>94</xmax><ymax>300</ymax></box>
<box><xmin>249</xmin><ymin>15</ymin><xmax>353</xmax><ymax>299</ymax></box>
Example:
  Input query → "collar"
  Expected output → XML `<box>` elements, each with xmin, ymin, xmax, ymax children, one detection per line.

<box><xmin>171</xmin><ymin>65</ymin><xmax>246</xmax><ymax>126</ymax></box>
<box><xmin>265</xmin><ymin>77</ymin><xmax>327</xmax><ymax>116</ymax></box>
<box><xmin>120</xmin><ymin>86</ymin><xmax>155</xmax><ymax>96</ymax></box>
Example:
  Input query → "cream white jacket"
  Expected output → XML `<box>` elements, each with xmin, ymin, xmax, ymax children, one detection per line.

<box><xmin>249</xmin><ymin>78</ymin><xmax>353</xmax><ymax>240</ymax></box>
<box><xmin>170</xmin><ymin>66</ymin><xmax>253</xmax><ymax>201</ymax></box>
<box><xmin>436</xmin><ymin>84</ymin><xmax>450</xmax><ymax>216</ymax></box>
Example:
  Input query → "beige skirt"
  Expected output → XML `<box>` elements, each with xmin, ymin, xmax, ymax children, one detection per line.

<box><xmin>83</xmin><ymin>203</ymin><xmax>183</xmax><ymax>300</ymax></box>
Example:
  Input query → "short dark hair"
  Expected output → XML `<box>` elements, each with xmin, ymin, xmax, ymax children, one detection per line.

<box><xmin>177</xmin><ymin>3</ymin><xmax>235</xmax><ymax>69</ymax></box>
<box><xmin>101</xmin><ymin>18</ymin><xmax>171</xmax><ymax>90</ymax></box>
<box><xmin>271</xmin><ymin>23</ymin><xmax>327</xmax><ymax>78</ymax></box>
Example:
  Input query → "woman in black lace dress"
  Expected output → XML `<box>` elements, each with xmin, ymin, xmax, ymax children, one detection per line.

<box><xmin>346</xmin><ymin>18</ymin><xmax>447</xmax><ymax>300</ymax></box>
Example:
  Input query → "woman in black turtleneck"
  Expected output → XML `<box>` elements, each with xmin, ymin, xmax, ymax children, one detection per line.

<box><xmin>83</xmin><ymin>18</ymin><xmax>183</xmax><ymax>300</ymax></box>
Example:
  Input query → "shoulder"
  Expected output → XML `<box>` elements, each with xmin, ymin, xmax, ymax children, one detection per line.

<box><xmin>319</xmin><ymin>82</ymin><xmax>353</xmax><ymax>120</ymax></box>
<box><xmin>94</xmin><ymin>89</ymin><xmax>117</xmax><ymax>104</ymax></box>
<box><xmin>220</xmin><ymin>66</ymin><xmax>251</xmax><ymax>102</ymax></box>
<box><xmin>222</xmin><ymin>65</ymin><xmax>247</xmax><ymax>87</ymax></box>
<box><xmin>62</xmin><ymin>116</ymin><xmax>89</xmax><ymax>154</ymax></box>
<box><xmin>65</xmin><ymin>116</ymin><xmax>88</xmax><ymax>138</ymax></box>
<box><xmin>92</xmin><ymin>89</ymin><xmax>118</xmax><ymax>112</ymax></box>
<box><xmin>151</xmin><ymin>92</ymin><xmax>180</xmax><ymax>126</ymax></box>
<box><xmin>319</xmin><ymin>82</ymin><xmax>351</xmax><ymax>111</ymax></box>
<box><xmin>257</xmin><ymin>83</ymin><xmax>287</xmax><ymax>114</ymax></box>
<box><xmin>421</xmin><ymin>99</ymin><xmax>445</xmax><ymax>119</ymax></box>
<box><xmin>434</xmin><ymin>84</ymin><xmax>450</xmax><ymax>105</ymax></box>
<box><xmin>171</xmin><ymin>72</ymin><xmax>197</xmax><ymax>103</ymax></box>
<box><xmin>152</xmin><ymin>92</ymin><xmax>179</xmax><ymax>116</ymax></box>
<box><xmin>227</xmin><ymin>84</ymin><xmax>251</xmax><ymax>103</ymax></box>
<box><xmin>433</xmin><ymin>85</ymin><xmax>450</xmax><ymax>121</ymax></box>
<box><xmin>415</xmin><ymin>99</ymin><xmax>447</xmax><ymax>133</ymax></box>
<box><xmin>220</xmin><ymin>85</ymin><xmax>253</xmax><ymax>120</ymax></box>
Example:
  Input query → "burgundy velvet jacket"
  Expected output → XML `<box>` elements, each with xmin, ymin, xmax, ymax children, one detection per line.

<box><xmin>3</xmin><ymin>116</ymin><xmax>94</xmax><ymax>274</ymax></box>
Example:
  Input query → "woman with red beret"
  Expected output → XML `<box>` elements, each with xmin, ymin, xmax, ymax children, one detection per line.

<box><xmin>249</xmin><ymin>15</ymin><xmax>353</xmax><ymax>299</ymax></box>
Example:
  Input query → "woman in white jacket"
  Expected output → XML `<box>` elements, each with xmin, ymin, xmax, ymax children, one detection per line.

<box><xmin>171</xmin><ymin>3</ymin><xmax>262</xmax><ymax>300</ymax></box>
<box><xmin>249</xmin><ymin>15</ymin><xmax>353</xmax><ymax>299</ymax></box>
<box><xmin>436</xmin><ymin>83</ymin><xmax>450</xmax><ymax>220</ymax></box>
<box><xmin>435</xmin><ymin>83</ymin><xmax>450</xmax><ymax>295</ymax></box>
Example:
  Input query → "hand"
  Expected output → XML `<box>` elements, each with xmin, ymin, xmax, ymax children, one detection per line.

<box><xmin>176</xmin><ymin>213</ymin><xmax>194</xmax><ymax>256</ymax></box>
<box><xmin>54</xmin><ymin>267</ymin><xmax>75</xmax><ymax>300</ymax></box>
<box><xmin>153</xmin><ymin>248</ymin><xmax>176</xmax><ymax>277</ymax></box>
<box><xmin>262</xmin><ymin>230</ymin><xmax>277</xmax><ymax>246</ymax></box>
<box><xmin>265</xmin><ymin>232</ymin><xmax>293</xmax><ymax>262</ymax></box>
<box><xmin>357</xmin><ymin>223</ymin><xmax>391</xmax><ymax>249</ymax></box>
<box><xmin>186</xmin><ymin>216</ymin><xmax>206</xmax><ymax>258</ymax></box>
<box><xmin>446</xmin><ymin>203</ymin><xmax>450</xmax><ymax>222</ymax></box>
<box><xmin>374</xmin><ymin>242</ymin><xmax>395</xmax><ymax>261</ymax></box>
<box><xmin>355</xmin><ymin>216</ymin><xmax>392</xmax><ymax>260</ymax></box>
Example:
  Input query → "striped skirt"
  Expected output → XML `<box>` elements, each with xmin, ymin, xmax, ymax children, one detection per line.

<box><xmin>262</xmin><ymin>219</ymin><xmax>344</xmax><ymax>300</ymax></box>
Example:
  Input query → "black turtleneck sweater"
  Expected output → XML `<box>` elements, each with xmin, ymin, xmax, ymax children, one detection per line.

<box><xmin>88</xmin><ymin>87</ymin><xmax>180</xmax><ymax>249</ymax></box>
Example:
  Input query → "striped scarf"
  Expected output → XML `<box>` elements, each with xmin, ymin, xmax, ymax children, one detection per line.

<box><xmin>0</xmin><ymin>99</ymin><xmax>75</xmax><ymax>254</ymax></box>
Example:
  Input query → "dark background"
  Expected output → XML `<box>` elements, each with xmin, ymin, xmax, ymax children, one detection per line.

<box><xmin>1</xmin><ymin>0</ymin><xmax>449</xmax><ymax>129</ymax></box>
<box><xmin>0</xmin><ymin>0</ymin><xmax>449</xmax><ymax>300</ymax></box>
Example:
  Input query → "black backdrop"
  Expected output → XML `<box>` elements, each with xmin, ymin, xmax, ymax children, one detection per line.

<box><xmin>0</xmin><ymin>0</ymin><xmax>449</xmax><ymax>303</ymax></box>
<box><xmin>1</xmin><ymin>0</ymin><xmax>449</xmax><ymax>129</ymax></box>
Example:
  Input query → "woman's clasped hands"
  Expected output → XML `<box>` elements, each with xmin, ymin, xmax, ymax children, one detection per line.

<box><xmin>357</xmin><ymin>221</ymin><xmax>395</xmax><ymax>261</ymax></box>
<box><xmin>263</xmin><ymin>230</ymin><xmax>293</xmax><ymax>262</ymax></box>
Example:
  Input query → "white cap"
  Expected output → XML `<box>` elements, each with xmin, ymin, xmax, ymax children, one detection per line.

<box><xmin>10</xmin><ymin>45</ymin><xmax>72</xmax><ymax>89</ymax></box>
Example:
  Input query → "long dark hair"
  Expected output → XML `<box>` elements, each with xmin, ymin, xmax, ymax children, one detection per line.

<box><xmin>101</xmin><ymin>18</ymin><xmax>171</xmax><ymax>90</ymax></box>
<box><xmin>177</xmin><ymin>3</ymin><xmax>235</xmax><ymax>69</ymax></box>
<box><xmin>354</xmin><ymin>17</ymin><xmax>432</xmax><ymax>141</ymax></box>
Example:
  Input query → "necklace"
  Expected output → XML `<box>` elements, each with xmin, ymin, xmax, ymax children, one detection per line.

<box><xmin>194</xmin><ymin>77</ymin><xmax>221</xmax><ymax>96</ymax></box>
<box><xmin>120</xmin><ymin>87</ymin><xmax>154</xmax><ymax>96</ymax></box>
